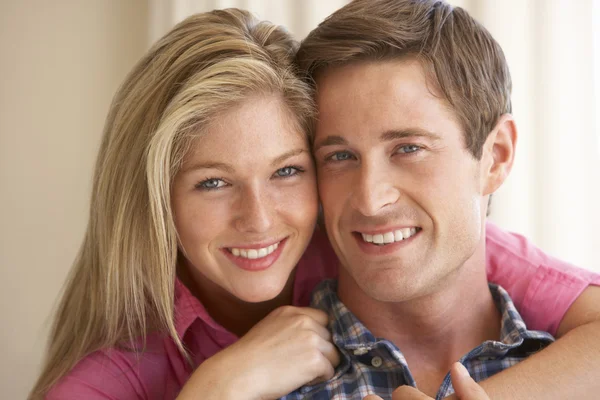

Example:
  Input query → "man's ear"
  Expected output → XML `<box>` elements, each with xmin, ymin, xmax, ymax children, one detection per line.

<box><xmin>481</xmin><ymin>114</ymin><xmax>517</xmax><ymax>195</ymax></box>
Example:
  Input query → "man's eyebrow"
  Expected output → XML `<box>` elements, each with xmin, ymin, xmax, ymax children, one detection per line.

<box><xmin>380</xmin><ymin>128</ymin><xmax>442</xmax><ymax>141</ymax></box>
<box><xmin>181</xmin><ymin>161</ymin><xmax>235</xmax><ymax>174</ymax></box>
<box><xmin>313</xmin><ymin>129</ymin><xmax>440</xmax><ymax>151</ymax></box>
<box><xmin>271</xmin><ymin>148</ymin><xmax>309</xmax><ymax>166</ymax></box>
<box><xmin>313</xmin><ymin>135</ymin><xmax>348</xmax><ymax>152</ymax></box>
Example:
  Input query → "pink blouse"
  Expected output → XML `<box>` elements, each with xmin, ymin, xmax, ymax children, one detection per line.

<box><xmin>46</xmin><ymin>223</ymin><xmax>600</xmax><ymax>399</ymax></box>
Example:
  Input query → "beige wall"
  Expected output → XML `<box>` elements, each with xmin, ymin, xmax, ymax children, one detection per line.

<box><xmin>0</xmin><ymin>1</ymin><xmax>147</xmax><ymax>397</ymax></box>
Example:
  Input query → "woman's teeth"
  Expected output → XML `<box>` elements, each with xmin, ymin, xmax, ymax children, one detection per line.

<box><xmin>230</xmin><ymin>242</ymin><xmax>279</xmax><ymax>259</ymax></box>
<box><xmin>361</xmin><ymin>227</ymin><xmax>419</xmax><ymax>245</ymax></box>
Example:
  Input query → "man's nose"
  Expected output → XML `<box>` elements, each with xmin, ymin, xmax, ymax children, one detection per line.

<box><xmin>350</xmin><ymin>161</ymin><xmax>401</xmax><ymax>216</ymax></box>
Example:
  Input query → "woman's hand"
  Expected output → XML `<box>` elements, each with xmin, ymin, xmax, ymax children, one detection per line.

<box><xmin>363</xmin><ymin>363</ymin><xmax>490</xmax><ymax>400</ymax></box>
<box><xmin>177</xmin><ymin>306</ymin><xmax>340</xmax><ymax>400</ymax></box>
<box><xmin>447</xmin><ymin>363</ymin><xmax>490</xmax><ymax>400</ymax></box>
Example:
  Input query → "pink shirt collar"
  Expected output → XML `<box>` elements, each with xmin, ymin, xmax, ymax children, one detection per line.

<box><xmin>172</xmin><ymin>228</ymin><xmax>339</xmax><ymax>340</ymax></box>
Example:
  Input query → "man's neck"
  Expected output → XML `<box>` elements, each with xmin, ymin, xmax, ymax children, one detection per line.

<box><xmin>337</xmin><ymin>246</ymin><xmax>500</xmax><ymax>396</ymax></box>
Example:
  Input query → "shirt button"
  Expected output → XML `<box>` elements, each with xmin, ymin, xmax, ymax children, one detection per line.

<box><xmin>371</xmin><ymin>356</ymin><xmax>383</xmax><ymax>368</ymax></box>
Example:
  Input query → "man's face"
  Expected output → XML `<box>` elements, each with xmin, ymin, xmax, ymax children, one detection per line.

<box><xmin>314</xmin><ymin>59</ymin><xmax>490</xmax><ymax>302</ymax></box>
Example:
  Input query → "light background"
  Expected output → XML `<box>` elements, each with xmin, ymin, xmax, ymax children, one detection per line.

<box><xmin>1</xmin><ymin>1</ymin><xmax>599</xmax><ymax>397</ymax></box>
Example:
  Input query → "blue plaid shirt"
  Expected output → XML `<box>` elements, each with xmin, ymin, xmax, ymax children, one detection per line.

<box><xmin>281</xmin><ymin>280</ymin><xmax>554</xmax><ymax>400</ymax></box>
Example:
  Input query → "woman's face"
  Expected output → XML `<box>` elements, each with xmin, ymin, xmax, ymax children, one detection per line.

<box><xmin>172</xmin><ymin>96</ymin><xmax>318</xmax><ymax>303</ymax></box>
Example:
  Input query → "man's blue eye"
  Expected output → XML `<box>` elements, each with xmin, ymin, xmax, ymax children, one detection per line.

<box><xmin>331</xmin><ymin>151</ymin><xmax>353</xmax><ymax>161</ymax></box>
<box><xmin>397</xmin><ymin>145</ymin><xmax>421</xmax><ymax>154</ymax></box>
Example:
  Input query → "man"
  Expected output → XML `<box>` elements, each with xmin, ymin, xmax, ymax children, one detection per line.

<box><xmin>281</xmin><ymin>0</ymin><xmax>600</xmax><ymax>398</ymax></box>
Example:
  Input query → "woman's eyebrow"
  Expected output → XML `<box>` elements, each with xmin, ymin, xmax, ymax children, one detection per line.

<box><xmin>271</xmin><ymin>148</ymin><xmax>308</xmax><ymax>166</ymax></box>
<box><xmin>181</xmin><ymin>161</ymin><xmax>235</xmax><ymax>174</ymax></box>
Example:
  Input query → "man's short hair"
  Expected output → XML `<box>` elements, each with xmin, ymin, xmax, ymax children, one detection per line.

<box><xmin>296</xmin><ymin>0</ymin><xmax>512</xmax><ymax>159</ymax></box>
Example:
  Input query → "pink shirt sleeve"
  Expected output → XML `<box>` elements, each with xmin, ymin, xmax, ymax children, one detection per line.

<box><xmin>45</xmin><ymin>337</ymin><xmax>184</xmax><ymax>400</ymax></box>
<box><xmin>486</xmin><ymin>222</ymin><xmax>600</xmax><ymax>336</ymax></box>
<box><xmin>45</xmin><ymin>351</ymin><xmax>144</xmax><ymax>400</ymax></box>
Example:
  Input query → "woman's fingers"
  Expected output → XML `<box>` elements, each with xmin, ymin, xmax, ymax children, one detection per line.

<box><xmin>322</xmin><ymin>340</ymin><xmax>341</xmax><ymax>368</ymax></box>
<box><xmin>450</xmin><ymin>362</ymin><xmax>490</xmax><ymax>400</ymax></box>
<box><xmin>307</xmin><ymin>316</ymin><xmax>333</xmax><ymax>341</ymax></box>
<box><xmin>364</xmin><ymin>386</ymin><xmax>433</xmax><ymax>400</ymax></box>
<box><xmin>296</xmin><ymin>306</ymin><xmax>330</xmax><ymax>326</ymax></box>
<box><xmin>363</xmin><ymin>364</ymin><xmax>489</xmax><ymax>400</ymax></box>
<box><xmin>276</xmin><ymin>306</ymin><xmax>331</xmax><ymax>340</ymax></box>
<box><xmin>391</xmin><ymin>385</ymin><xmax>434</xmax><ymax>399</ymax></box>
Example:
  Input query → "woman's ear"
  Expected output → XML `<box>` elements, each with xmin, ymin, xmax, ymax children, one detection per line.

<box><xmin>481</xmin><ymin>114</ymin><xmax>518</xmax><ymax>195</ymax></box>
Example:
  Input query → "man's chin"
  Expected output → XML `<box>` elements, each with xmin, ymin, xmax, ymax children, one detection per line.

<box><xmin>361</xmin><ymin>283</ymin><xmax>416</xmax><ymax>303</ymax></box>
<box><xmin>346</xmin><ymin>268</ymin><xmax>421</xmax><ymax>303</ymax></box>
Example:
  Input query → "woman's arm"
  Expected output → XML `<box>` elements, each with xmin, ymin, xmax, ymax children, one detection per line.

<box><xmin>477</xmin><ymin>223</ymin><xmax>600</xmax><ymax>399</ymax></box>
<box><xmin>449</xmin><ymin>285</ymin><xmax>600</xmax><ymax>399</ymax></box>
<box><xmin>177</xmin><ymin>306</ymin><xmax>339</xmax><ymax>400</ymax></box>
<box><xmin>377</xmin><ymin>288</ymin><xmax>600</xmax><ymax>400</ymax></box>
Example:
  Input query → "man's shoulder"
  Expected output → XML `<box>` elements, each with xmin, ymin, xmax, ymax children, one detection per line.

<box><xmin>490</xmin><ymin>283</ymin><xmax>555</xmax><ymax>347</ymax></box>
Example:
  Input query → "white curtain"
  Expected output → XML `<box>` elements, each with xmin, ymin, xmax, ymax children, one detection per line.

<box><xmin>148</xmin><ymin>0</ymin><xmax>350</xmax><ymax>43</ymax></box>
<box><xmin>148</xmin><ymin>0</ymin><xmax>600</xmax><ymax>272</ymax></box>
<box><xmin>454</xmin><ymin>0</ymin><xmax>600</xmax><ymax>272</ymax></box>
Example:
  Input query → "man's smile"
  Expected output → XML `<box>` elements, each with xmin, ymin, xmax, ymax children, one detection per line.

<box><xmin>358</xmin><ymin>226</ymin><xmax>421</xmax><ymax>245</ymax></box>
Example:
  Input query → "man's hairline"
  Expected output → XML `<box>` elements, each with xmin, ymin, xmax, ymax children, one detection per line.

<box><xmin>308</xmin><ymin>55</ymin><xmax>478</xmax><ymax>158</ymax></box>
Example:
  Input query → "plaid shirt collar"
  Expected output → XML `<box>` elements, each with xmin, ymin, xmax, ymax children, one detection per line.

<box><xmin>281</xmin><ymin>280</ymin><xmax>554</xmax><ymax>400</ymax></box>
<box><xmin>318</xmin><ymin>280</ymin><xmax>547</xmax><ymax>351</ymax></box>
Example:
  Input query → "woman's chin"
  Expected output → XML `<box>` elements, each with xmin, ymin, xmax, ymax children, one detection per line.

<box><xmin>234</xmin><ymin>281</ymin><xmax>287</xmax><ymax>304</ymax></box>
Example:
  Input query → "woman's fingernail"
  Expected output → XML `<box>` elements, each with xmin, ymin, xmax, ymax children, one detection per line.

<box><xmin>455</xmin><ymin>362</ymin><xmax>470</xmax><ymax>379</ymax></box>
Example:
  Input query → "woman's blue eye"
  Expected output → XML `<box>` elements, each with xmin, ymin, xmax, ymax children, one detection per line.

<box><xmin>197</xmin><ymin>178</ymin><xmax>225</xmax><ymax>190</ymax></box>
<box><xmin>275</xmin><ymin>166</ymin><xmax>300</xmax><ymax>177</ymax></box>
<box><xmin>397</xmin><ymin>145</ymin><xmax>421</xmax><ymax>154</ymax></box>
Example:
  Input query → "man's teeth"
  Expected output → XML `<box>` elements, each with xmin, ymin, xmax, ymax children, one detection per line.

<box><xmin>361</xmin><ymin>227</ymin><xmax>419</xmax><ymax>245</ymax></box>
<box><xmin>230</xmin><ymin>242</ymin><xmax>279</xmax><ymax>259</ymax></box>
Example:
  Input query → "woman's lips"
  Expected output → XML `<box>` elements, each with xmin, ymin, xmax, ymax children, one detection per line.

<box><xmin>222</xmin><ymin>237</ymin><xmax>287</xmax><ymax>271</ymax></box>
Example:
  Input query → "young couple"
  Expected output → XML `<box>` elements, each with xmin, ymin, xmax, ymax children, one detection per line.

<box><xmin>33</xmin><ymin>1</ymin><xmax>600</xmax><ymax>399</ymax></box>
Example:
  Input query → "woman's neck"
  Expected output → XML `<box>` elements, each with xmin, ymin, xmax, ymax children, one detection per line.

<box><xmin>177</xmin><ymin>262</ymin><xmax>296</xmax><ymax>337</ymax></box>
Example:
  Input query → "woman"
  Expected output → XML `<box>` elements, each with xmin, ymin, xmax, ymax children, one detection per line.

<box><xmin>31</xmin><ymin>8</ymin><xmax>600</xmax><ymax>400</ymax></box>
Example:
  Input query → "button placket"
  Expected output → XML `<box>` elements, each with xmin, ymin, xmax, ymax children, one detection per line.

<box><xmin>353</xmin><ymin>347</ymin><xmax>369</xmax><ymax>356</ymax></box>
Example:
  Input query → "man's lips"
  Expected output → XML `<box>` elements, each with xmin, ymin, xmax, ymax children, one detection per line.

<box><xmin>352</xmin><ymin>227</ymin><xmax>422</xmax><ymax>255</ymax></box>
<box><xmin>357</xmin><ymin>226</ymin><xmax>421</xmax><ymax>245</ymax></box>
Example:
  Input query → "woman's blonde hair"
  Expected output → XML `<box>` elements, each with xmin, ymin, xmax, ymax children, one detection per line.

<box><xmin>31</xmin><ymin>9</ymin><xmax>315</xmax><ymax>398</ymax></box>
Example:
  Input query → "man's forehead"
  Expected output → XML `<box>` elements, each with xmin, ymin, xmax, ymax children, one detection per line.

<box><xmin>315</xmin><ymin>60</ymin><xmax>439</xmax><ymax>111</ymax></box>
<box><xmin>317</xmin><ymin>63</ymin><xmax>432</xmax><ymax>110</ymax></box>
<box><xmin>315</xmin><ymin>56</ymin><xmax>426</xmax><ymax>88</ymax></box>
<box><xmin>312</xmin><ymin>59</ymin><xmax>460</xmax><ymax>140</ymax></box>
